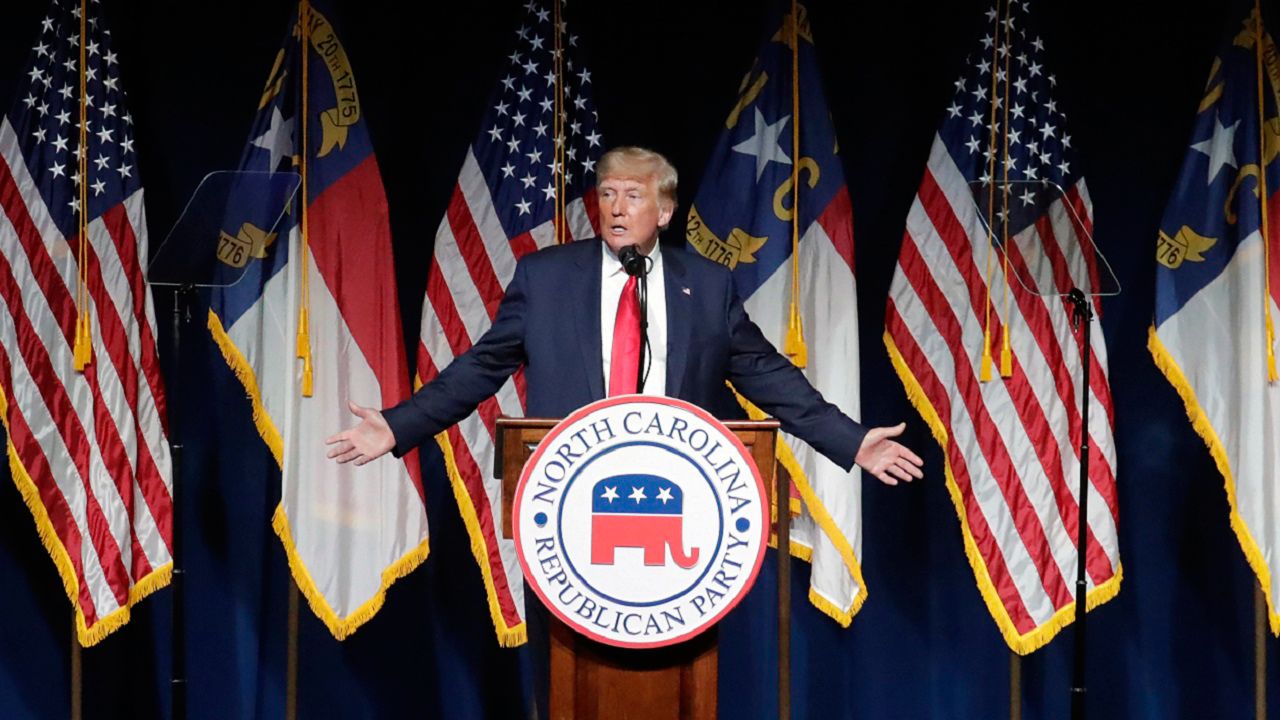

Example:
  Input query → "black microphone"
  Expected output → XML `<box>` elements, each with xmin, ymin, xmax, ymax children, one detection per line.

<box><xmin>618</xmin><ymin>244</ymin><xmax>647</xmax><ymax>277</ymax></box>
<box><xmin>616</xmin><ymin>243</ymin><xmax>650</xmax><ymax>391</ymax></box>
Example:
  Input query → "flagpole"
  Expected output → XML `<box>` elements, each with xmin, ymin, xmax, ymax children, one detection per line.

<box><xmin>1252</xmin><ymin>8</ymin><xmax>1274</xmax><ymax>707</ymax></box>
<box><xmin>552</xmin><ymin>0</ymin><xmax>565</xmax><ymax>244</ymax></box>
<box><xmin>70</xmin><ymin>610</ymin><xmax>81</xmax><ymax>720</ymax></box>
<box><xmin>997</xmin><ymin>0</ymin><xmax>1013</xmax><ymax>379</ymax></box>
<box><xmin>72</xmin><ymin>0</ymin><xmax>92</xmax><ymax>372</ymax></box>
<box><xmin>287</xmin><ymin>3</ymin><xmax>311</xmax><ymax>716</ymax></box>
<box><xmin>72</xmin><ymin>2</ymin><xmax>89</xmax><ymax>717</ymax></box>
<box><xmin>1009</xmin><ymin>651</ymin><xmax>1021</xmax><ymax>720</ymax></box>
<box><xmin>777</xmin><ymin>464</ymin><xmax>791</xmax><ymax>720</ymax></box>
<box><xmin>296</xmin><ymin>0</ymin><xmax>314</xmax><ymax>396</ymax></box>
<box><xmin>978</xmin><ymin>0</ymin><xmax>1003</xmax><ymax>382</ymax></box>
<box><xmin>1254</xmin><ymin>0</ymin><xmax>1278</xmax><ymax>382</ymax></box>
<box><xmin>782</xmin><ymin>0</ymin><xmax>806</xmax><ymax>368</ymax></box>
<box><xmin>287</xmin><ymin>583</ymin><xmax>299</xmax><ymax>720</ymax></box>
<box><xmin>1257</xmin><ymin>583</ymin><xmax>1268</xmax><ymax>720</ymax></box>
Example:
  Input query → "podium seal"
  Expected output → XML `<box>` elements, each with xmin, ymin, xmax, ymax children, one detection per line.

<box><xmin>513</xmin><ymin>396</ymin><xmax>768</xmax><ymax>649</ymax></box>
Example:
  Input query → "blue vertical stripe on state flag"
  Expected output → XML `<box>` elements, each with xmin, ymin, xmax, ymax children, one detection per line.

<box><xmin>687</xmin><ymin>5</ymin><xmax>843</xmax><ymax>300</ymax></box>
<box><xmin>1155</xmin><ymin>1</ymin><xmax>1278</xmax><ymax>322</ymax></box>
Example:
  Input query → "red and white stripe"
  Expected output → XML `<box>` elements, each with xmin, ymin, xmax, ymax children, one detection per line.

<box><xmin>0</xmin><ymin>117</ymin><xmax>172</xmax><ymax>645</ymax></box>
<box><xmin>886</xmin><ymin>138</ymin><xmax>1120</xmax><ymax>653</ymax></box>
<box><xmin>418</xmin><ymin>147</ymin><xmax>596</xmax><ymax>645</ymax></box>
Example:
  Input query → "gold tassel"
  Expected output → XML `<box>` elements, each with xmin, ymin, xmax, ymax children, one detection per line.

<box><xmin>999</xmin><ymin>324</ymin><xmax>1013</xmax><ymax>377</ymax></box>
<box><xmin>296</xmin><ymin>306</ymin><xmax>313</xmax><ymax>397</ymax></box>
<box><xmin>1267</xmin><ymin>316</ymin><xmax>1278</xmax><ymax>382</ymax></box>
<box><xmin>979</xmin><ymin>327</ymin><xmax>993</xmax><ymax>382</ymax></box>
<box><xmin>784</xmin><ymin>306</ymin><xmax>808</xmax><ymax>368</ymax></box>
<box><xmin>72</xmin><ymin>313</ymin><xmax>92</xmax><ymax>370</ymax></box>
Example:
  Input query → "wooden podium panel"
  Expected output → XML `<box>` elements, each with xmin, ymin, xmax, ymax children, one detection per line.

<box><xmin>496</xmin><ymin>417</ymin><xmax>785</xmax><ymax>720</ymax></box>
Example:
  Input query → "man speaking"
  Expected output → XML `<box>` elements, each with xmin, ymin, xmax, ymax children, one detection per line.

<box><xmin>326</xmin><ymin>146</ymin><xmax>922</xmax><ymax>486</ymax></box>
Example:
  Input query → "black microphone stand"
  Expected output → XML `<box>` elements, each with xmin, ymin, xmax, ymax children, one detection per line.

<box><xmin>168</xmin><ymin>284</ymin><xmax>192</xmax><ymax>720</ymax></box>
<box><xmin>1066</xmin><ymin>287</ymin><xmax>1092</xmax><ymax>720</ymax></box>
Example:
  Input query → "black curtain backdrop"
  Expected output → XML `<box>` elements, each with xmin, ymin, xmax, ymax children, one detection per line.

<box><xmin>1</xmin><ymin>0</ymin><xmax>1278</xmax><ymax>718</ymax></box>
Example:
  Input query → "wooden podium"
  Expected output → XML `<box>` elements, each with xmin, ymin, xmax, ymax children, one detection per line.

<box><xmin>496</xmin><ymin>417</ymin><xmax>793</xmax><ymax>720</ymax></box>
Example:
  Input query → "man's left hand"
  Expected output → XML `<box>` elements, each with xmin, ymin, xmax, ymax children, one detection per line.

<box><xmin>854</xmin><ymin>422</ymin><xmax>924</xmax><ymax>486</ymax></box>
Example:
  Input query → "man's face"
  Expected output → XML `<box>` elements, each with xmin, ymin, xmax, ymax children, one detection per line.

<box><xmin>596</xmin><ymin>173</ymin><xmax>673</xmax><ymax>254</ymax></box>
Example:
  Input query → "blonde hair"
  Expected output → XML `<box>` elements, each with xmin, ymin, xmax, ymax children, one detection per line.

<box><xmin>597</xmin><ymin>146</ymin><xmax>679</xmax><ymax>210</ymax></box>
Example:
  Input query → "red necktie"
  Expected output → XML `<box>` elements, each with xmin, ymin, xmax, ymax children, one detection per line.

<box><xmin>608</xmin><ymin>275</ymin><xmax>640</xmax><ymax>395</ymax></box>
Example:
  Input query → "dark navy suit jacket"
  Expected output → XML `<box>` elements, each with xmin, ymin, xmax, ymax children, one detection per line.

<box><xmin>383</xmin><ymin>239</ymin><xmax>867</xmax><ymax>470</ymax></box>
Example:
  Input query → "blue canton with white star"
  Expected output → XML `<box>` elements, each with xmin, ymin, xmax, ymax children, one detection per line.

<box><xmin>687</xmin><ymin>6</ymin><xmax>846</xmax><ymax>301</ymax></box>
<box><xmin>474</xmin><ymin>1</ymin><xmax>602</xmax><ymax>240</ymax></box>
<box><xmin>8</xmin><ymin>0</ymin><xmax>140</xmax><ymax>238</ymax></box>
<box><xmin>1154</xmin><ymin>2</ymin><xmax>1277</xmax><ymax>323</ymax></box>
<box><xmin>939</xmin><ymin>1</ymin><xmax>1080</xmax><ymax>240</ymax></box>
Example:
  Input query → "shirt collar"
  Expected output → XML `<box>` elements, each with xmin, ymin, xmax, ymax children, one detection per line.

<box><xmin>602</xmin><ymin>241</ymin><xmax>663</xmax><ymax>278</ymax></box>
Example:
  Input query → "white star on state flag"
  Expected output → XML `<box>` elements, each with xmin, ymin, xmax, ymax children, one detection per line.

<box><xmin>251</xmin><ymin>106</ymin><xmax>295</xmax><ymax>170</ymax></box>
<box><xmin>1190</xmin><ymin>115</ymin><xmax>1240</xmax><ymax>184</ymax></box>
<box><xmin>731</xmin><ymin>107</ymin><xmax>792</xmax><ymax>182</ymax></box>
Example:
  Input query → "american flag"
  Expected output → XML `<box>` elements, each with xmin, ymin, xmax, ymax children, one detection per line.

<box><xmin>0</xmin><ymin>0</ymin><xmax>172</xmax><ymax>646</ymax></box>
<box><xmin>417</xmin><ymin>0</ymin><xmax>600</xmax><ymax>646</ymax></box>
<box><xmin>884</xmin><ymin>0</ymin><xmax>1121</xmax><ymax>653</ymax></box>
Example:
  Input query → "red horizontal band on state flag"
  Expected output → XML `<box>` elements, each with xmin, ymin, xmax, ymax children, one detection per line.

<box><xmin>816</xmin><ymin>186</ymin><xmax>855</xmax><ymax>274</ymax></box>
<box><xmin>305</xmin><ymin>154</ymin><xmax>424</xmax><ymax>496</ymax></box>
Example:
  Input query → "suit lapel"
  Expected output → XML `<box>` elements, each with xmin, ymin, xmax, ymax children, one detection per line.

<box><xmin>663</xmin><ymin>246</ymin><xmax>692</xmax><ymax>399</ymax></box>
<box><xmin>572</xmin><ymin>240</ymin><xmax>605</xmax><ymax>400</ymax></box>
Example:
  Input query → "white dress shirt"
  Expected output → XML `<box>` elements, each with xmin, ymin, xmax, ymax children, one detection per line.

<box><xmin>600</xmin><ymin>245</ymin><xmax>668</xmax><ymax>395</ymax></box>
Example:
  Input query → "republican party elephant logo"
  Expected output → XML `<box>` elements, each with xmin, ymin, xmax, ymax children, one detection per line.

<box><xmin>590</xmin><ymin>474</ymin><xmax>700</xmax><ymax>569</ymax></box>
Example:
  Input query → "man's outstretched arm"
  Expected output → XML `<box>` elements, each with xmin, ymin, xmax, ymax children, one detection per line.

<box><xmin>327</xmin><ymin>260</ymin><xmax>531</xmax><ymax>464</ymax></box>
<box><xmin>723</xmin><ymin>289</ymin><xmax>922</xmax><ymax>484</ymax></box>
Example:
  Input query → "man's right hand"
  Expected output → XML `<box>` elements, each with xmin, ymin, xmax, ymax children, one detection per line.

<box><xmin>325</xmin><ymin>401</ymin><xmax>396</xmax><ymax>465</ymax></box>
<box><xmin>854</xmin><ymin>422</ymin><xmax>925</xmax><ymax>486</ymax></box>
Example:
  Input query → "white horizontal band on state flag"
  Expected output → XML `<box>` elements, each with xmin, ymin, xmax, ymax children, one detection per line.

<box><xmin>277</xmin><ymin>257</ymin><xmax>427</xmax><ymax>616</ymax></box>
